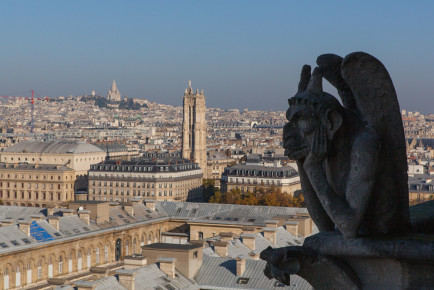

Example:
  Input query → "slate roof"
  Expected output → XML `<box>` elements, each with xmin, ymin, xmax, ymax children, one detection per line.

<box><xmin>223</xmin><ymin>164</ymin><xmax>298</xmax><ymax>178</ymax></box>
<box><xmin>0</xmin><ymin>205</ymin><xmax>45</xmax><ymax>221</ymax></box>
<box><xmin>59</xmin><ymin>216</ymin><xmax>99</xmax><ymax>236</ymax></box>
<box><xmin>0</xmin><ymin>225</ymin><xmax>38</xmax><ymax>254</ymax></box>
<box><xmin>132</xmin><ymin>264</ymin><xmax>196</xmax><ymax>289</ymax></box>
<box><xmin>90</xmin><ymin>158</ymin><xmax>200</xmax><ymax>173</ymax></box>
<box><xmin>195</xmin><ymin>256</ymin><xmax>312</xmax><ymax>290</ymax></box>
<box><xmin>205</xmin><ymin>226</ymin><xmax>304</xmax><ymax>260</ymax></box>
<box><xmin>156</xmin><ymin>202</ymin><xmax>308</xmax><ymax>226</ymax></box>
<box><xmin>3</xmin><ymin>140</ymin><xmax>103</xmax><ymax>154</ymax></box>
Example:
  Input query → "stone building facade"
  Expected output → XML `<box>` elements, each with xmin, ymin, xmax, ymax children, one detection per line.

<box><xmin>182</xmin><ymin>81</ymin><xmax>207</xmax><ymax>174</ymax></box>
<box><xmin>0</xmin><ymin>140</ymin><xmax>106</xmax><ymax>191</ymax></box>
<box><xmin>0</xmin><ymin>200</ymin><xmax>311</xmax><ymax>289</ymax></box>
<box><xmin>0</xmin><ymin>163</ymin><xmax>75</xmax><ymax>207</ymax></box>
<box><xmin>88</xmin><ymin>156</ymin><xmax>203</xmax><ymax>202</ymax></box>
<box><xmin>220</xmin><ymin>164</ymin><xmax>301</xmax><ymax>195</ymax></box>
<box><xmin>206</xmin><ymin>152</ymin><xmax>236</xmax><ymax>187</ymax></box>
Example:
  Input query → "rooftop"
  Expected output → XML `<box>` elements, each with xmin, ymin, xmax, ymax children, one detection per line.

<box><xmin>3</xmin><ymin>140</ymin><xmax>103</xmax><ymax>154</ymax></box>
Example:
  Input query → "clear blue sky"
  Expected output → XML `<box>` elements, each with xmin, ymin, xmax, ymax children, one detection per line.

<box><xmin>1</xmin><ymin>1</ymin><xmax>434</xmax><ymax>112</ymax></box>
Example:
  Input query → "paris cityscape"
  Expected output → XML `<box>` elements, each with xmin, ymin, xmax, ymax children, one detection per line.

<box><xmin>1</xmin><ymin>1</ymin><xmax>433</xmax><ymax>289</ymax></box>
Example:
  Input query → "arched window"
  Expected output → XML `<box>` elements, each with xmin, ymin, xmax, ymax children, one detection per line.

<box><xmin>96</xmin><ymin>248</ymin><xmax>100</xmax><ymax>264</ymax></box>
<box><xmin>87</xmin><ymin>249</ymin><xmax>91</xmax><ymax>268</ymax></box>
<box><xmin>105</xmin><ymin>245</ymin><xmax>109</xmax><ymax>262</ymax></box>
<box><xmin>126</xmin><ymin>240</ymin><xmax>129</xmax><ymax>256</ymax></box>
<box><xmin>133</xmin><ymin>239</ymin><xmax>136</xmax><ymax>254</ymax></box>
<box><xmin>77</xmin><ymin>252</ymin><xmax>82</xmax><ymax>271</ymax></box>
<box><xmin>48</xmin><ymin>258</ymin><xmax>53</xmax><ymax>278</ymax></box>
<box><xmin>68</xmin><ymin>253</ymin><xmax>72</xmax><ymax>274</ymax></box>
<box><xmin>27</xmin><ymin>263</ymin><xmax>32</xmax><ymax>285</ymax></box>
<box><xmin>58</xmin><ymin>256</ymin><xmax>63</xmax><ymax>274</ymax></box>
<box><xmin>37</xmin><ymin>261</ymin><xmax>42</xmax><ymax>280</ymax></box>
<box><xmin>15</xmin><ymin>266</ymin><xmax>21</xmax><ymax>287</ymax></box>
<box><xmin>198</xmin><ymin>232</ymin><xmax>204</xmax><ymax>240</ymax></box>
<box><xmin>4</xmin><ymin>268</ymin><xmax>9</xmax><ymax>290</ymax></box>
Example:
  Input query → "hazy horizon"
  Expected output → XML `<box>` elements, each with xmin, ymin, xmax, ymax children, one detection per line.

<box><xmin>1</xmin><ymin>1</ymin><xmax>434</xmax><ymax>113</ymax></box>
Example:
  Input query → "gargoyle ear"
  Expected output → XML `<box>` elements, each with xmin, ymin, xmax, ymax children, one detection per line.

<box><xmin>297</xmin><ymin>65</ymin><xmax>311</xmax><ymax>93</ymax></box>
<box><xmin>323</xmin><ymin>108</ymin><xmax>343</xmax><ymax>139</ymax></box>
<box><xmin>307</xmin><ymin>67</ymin><xmax>323</xmax><ymax>95</ymax></box>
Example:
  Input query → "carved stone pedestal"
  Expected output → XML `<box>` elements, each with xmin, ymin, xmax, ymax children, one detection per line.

<box><xmin>262</xmin><ymin>231</ymin><xmax>434</xmax><ymax>289</ymax></box>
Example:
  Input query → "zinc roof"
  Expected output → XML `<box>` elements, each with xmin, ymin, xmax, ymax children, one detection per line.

<box><xmin>195</xmin><ymin>256</ymin><xmax>312</xmax><ymax>290</ymax></box>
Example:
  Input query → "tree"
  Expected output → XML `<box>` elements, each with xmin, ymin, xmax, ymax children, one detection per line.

<box><xmin>202</xmin><ymin>179</ymin><xmax>218</xmax><ymax>202</ymax></box>
<box><xmin>208</xmin><ymin>185</ymin><xmax>306</xmax><ymax>208</ymax></box>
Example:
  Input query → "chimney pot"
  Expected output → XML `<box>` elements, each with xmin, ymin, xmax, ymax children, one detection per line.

<box><xmin>235</xmin><ymin>257</ymin><xmax>246</xmax><ymax>276</ymax></box>
<box><xmin>157</xmin><ymin>257</ymin><xmax>176</xmax><ymax>279</ymax></box>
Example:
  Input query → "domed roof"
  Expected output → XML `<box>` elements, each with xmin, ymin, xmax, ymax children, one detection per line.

<box><xmin>4</xmin><ymin>140</ymin><xmax>104</xmax><ymax>154</ymax></box>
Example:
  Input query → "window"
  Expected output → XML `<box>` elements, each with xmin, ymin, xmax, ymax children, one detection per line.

<box><xmin>59</xmin><ymin>256</ymin><xmax>63</xmax><ymax>274</ymax></box>
<box><xmin>236</xmin><ymin>278</ymin><xmax>250</xmax><ymax>285</ymax></box>
<box><xmin>96</xmin><ymin>248</ymin><xmax>100</xmax><ymax>264</ymax></box>
<box><xmin>37</xmin><ymin>261</ymin><xmax>42</xmax><ymax>279</ymax></box>
<box><xmin>105</xmin><ymin>245</ymin><xmax>109</xmax><ymax>262</ymax></box>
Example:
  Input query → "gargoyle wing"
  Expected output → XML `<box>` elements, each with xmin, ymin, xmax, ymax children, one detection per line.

<box><xmin>316</xmin><ymin>54</ymin><xmax>357</xmax><ymax>111</ymax></box>
<box><xmin>341</xmin><ymin>52</ymin><xmax>410</xmax><ymax>227</ymax></box>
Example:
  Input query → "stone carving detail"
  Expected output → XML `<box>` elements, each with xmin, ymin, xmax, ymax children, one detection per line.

<box><xmin>261</xmin><ymin>52</ymin><xmax>434</xmax><ymax>289</ymax></box>
<box><xmin>283</xmin><ymin>52</ymin><xmax>410</xmax><ymax>238</ymax></box>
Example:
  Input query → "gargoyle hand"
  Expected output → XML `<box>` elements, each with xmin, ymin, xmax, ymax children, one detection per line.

<box><xmin>260</xmin><ymin>246</ymin><xmax>302</xmax><ymax>286</ymax></box>
<box><xmin>304</xmin><ymin>125</ymin><xmax>327</xmax><ymax>168</ymax></box>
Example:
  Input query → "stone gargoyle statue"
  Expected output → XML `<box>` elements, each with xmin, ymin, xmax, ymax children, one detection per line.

<box><xmin>284</xmin><ymin>52</ymin><xmax>411</xmax><ymax>238</ymax></box>
<box><xmin>261</xmin><ymin>52</ymin><xmax>434</xmax><ymax>289</ymax></box>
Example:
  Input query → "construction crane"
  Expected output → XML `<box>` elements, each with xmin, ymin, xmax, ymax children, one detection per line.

<box><xmin>0</xmin><ymin>90</ymin><xmax>49</xmax><ymax>133</ymax></box>
<box><xmin>30</xmin><ymin>90</ymin><xmax>34</xmax><ymax>133</ymax></box>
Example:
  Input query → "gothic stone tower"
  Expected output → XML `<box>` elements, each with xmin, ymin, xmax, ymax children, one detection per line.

<box><xmin>182</xmin><ymin>80</ymin><xmax>207</xmax><ymax>173</ymax></box>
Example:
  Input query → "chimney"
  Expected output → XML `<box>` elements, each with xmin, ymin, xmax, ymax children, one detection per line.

<box><xmin>285</xmin><ymin>221</ymin><xmax>299</xmax><ymax>236</ymax></box>
<box><xmin>124</xmin><ymin>205</ymin><xmax>134</xmax><ymax>216</ymax></box>
<box><xmin>157</xmin><ymin>257</ymin><xmax>176</xmax><ymax>279</ymax></box>
<box><xmin>75</xmin><ymin>282</ymin><xmax>96</xmax><ymax>290</ymax></box>
<box><xmin>62</xmin><ymin>209</ymin><xmax>74</xmax><ymax>216</ymax></box>
<box><xmin>213</xmin><ymin>241</ymin><xmax>228</xmax><ymax>257</ymax></box>
<box><xmin>144</xmin><ymin>200</ymin><xmax>155</xmax><ymax>211</ymax></box>
<box><xmin>265</xmin><ymin>219</ymin><xmax>278</xmax><ymax>228</ymax></box>
<box><xmin>47</xmin><ymin>208</ymin><xmax>55</xmax><ymax>216</ymax></box>
<box><xmin>263</xmin><ymin>228</ymin><xmax>277</xmax><ymax>244</ymax></box>
<box><xmin>220</xmin><ymin>232</ymin><xmax>234</xmax><ymax>243</ymax></box>
<box><xmin>30</xmin><ymin>214</ymin><xmax>44</xmax><ymax>222</ymax></box>
<box><xmin>241</xmin><ymin>226</ymin><xmax>256</xmax><ymax>234</ymax></box>
<box><xmin>293</xmin><ymin>213</ymin><xmax>312</xmax><ymax>237</ymax></box>
<box><xmin>235</xmin><ymin>257</ymin><xmax>246</xmax><ymax>276</ymax></box>
<box><xmin>117</xmin><ymin>270</ymin><xmax>136</xmax><ymax>290</ymax></box>
<box><xmin>78</xmin><ymin>210</ymin><xmax>91</xmax><ymax>225</ymax></box>
<box><xmin>48</xmin><ymin>216</ymin><xmax>60</xmax><ymax>231</ymax></box>
<box><xmin>240</xmin><ymin>234</ymin><xmax>255</xmax><ymax>250</ymax></box>
<box><xmin>124</xmin><ymin>255</ymin><xmax>147</xmax><ymax>270</ymax></box>
<box><xmin>249</xmin><ymin>251</ymin><xmax>260</xmax><ymax>260</ymax></box>
<box><xmin>0</xmin><ymin>219</ymin><xmax>14</xmax><ymax>227</ymax></box>
<box><xmin>18</xmin><ymin>221</ymin><xmax>31</xmax><ymax>235</ymax></box>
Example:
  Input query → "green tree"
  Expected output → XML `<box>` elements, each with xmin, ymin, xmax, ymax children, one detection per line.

<box><xmin>202</xmin><ymin>179</ymin><xmax>218</xmax><ymax>202</ymax></box>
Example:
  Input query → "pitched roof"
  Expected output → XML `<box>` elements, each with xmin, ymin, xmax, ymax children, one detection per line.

<box><xmin>195</xmin><ymin>256</ymin><xmax>312</xmax><ymax>290</ymax></box>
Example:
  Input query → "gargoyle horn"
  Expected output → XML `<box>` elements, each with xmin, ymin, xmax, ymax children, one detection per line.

<box><xmin>297</xmin><ymin>65</ymin><xmax>311</xmax><ymax>93</ymax></box>
<box><xmin>306</xmin><ymin>67</ymin><xmax>323</xmax><ymax>96</ymax></box>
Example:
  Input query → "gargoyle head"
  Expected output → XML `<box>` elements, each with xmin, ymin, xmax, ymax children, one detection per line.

<box><xmin>283</xmin><ymin>65</ymin><xmax>345</xmax><ymax>160</ymax></box>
